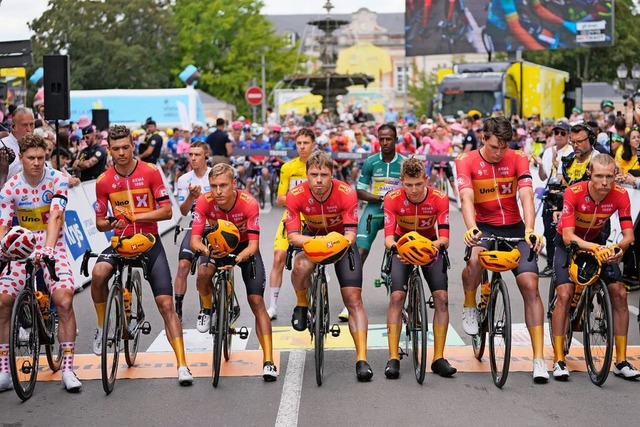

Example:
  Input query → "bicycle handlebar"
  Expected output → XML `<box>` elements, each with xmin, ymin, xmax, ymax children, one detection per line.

<box><xmin>366</xmin><ymin>213</ymin><xmax>385</xmax><ymax>234</ymax></box>
<box><xmin>81</xmin><ymin>249</ymin><xmax>150</xmax><ymax>280</ymax></box>
<box><xmin>464</xmin><ymin>235</ymin><xmax>536</xmax><ymax>263</ymax></box>
<box><xmin>1</xmin><ymin>255</ymin><xmax>59</xmax><ymax>281</ymax></box>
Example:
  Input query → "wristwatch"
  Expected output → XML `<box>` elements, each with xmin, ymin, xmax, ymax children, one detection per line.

<box><xmin>378</xmin><ymin>195</ymin><xmax>384</xmax><ymax>203</ymax></box>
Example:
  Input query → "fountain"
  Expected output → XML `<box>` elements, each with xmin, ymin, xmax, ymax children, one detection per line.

<box><xmin>282</xmin><ymin>0</ymin><xmax>374</xmax><ymax>118</ymax></box>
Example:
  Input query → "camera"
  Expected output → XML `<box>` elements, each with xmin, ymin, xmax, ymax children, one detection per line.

<box><xmin>542</xmin><ymin>178</ymin><xmax>564</xmax><ymax>212</ymax></box>
<box><xmin>623</xmin><ymin>89</ymin><xmax>640</xmax><ymax>104</ymax></box>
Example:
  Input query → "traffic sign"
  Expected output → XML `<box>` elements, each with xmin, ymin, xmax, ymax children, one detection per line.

<box><xmin>245</xmin><ymin>86</ymin><xmax>264</xmax><ymax>105</ymax></box>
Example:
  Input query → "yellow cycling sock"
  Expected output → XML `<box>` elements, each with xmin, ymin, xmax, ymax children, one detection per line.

<box><xmin>351</xmin><ymin>329</ymin><xmax>368</xmax><ymax>362</ymax></box>
<box><xmin>463</xmin><ymin>290</ymin><xmax>476</xmax><ymax>308</ymax></box>
<box><xmin>95</xmin><ymin>302</ymin><xmax>106</xmax><ymax>327</ymax></box>
<box><xmin>387</xmin><ymin>324</ymin><xmax>401</xmax><ymax>360</ymax></box>
<box><xmin>553</xmin><ymin>336</ymin><xmax>565</xmax><ymax>363</ymax></box>
<box><xmin>615</xmin><ymin>335</ymin><xmax>627</xmax><ymax>363</ymax></box>
<box><xmin>528</xmin><ymin>325</ymin><xmax>544</xmax><ymax>360</ymax></box>
<box><xmin>433</xmin><ymin>324</ymin><xmax>448</xmax><ymax>361</ymax></box>
<box><xmin>170</xmin><ymin>337</ymin><xmax>188</xmax><ymax>367</ymax></box>
<box><xmin>259</xmin><ymin>334</ymin><xmax>273</xmax><ymax>364</ymax></box>
<box><xmin>200</xmin><ymin>293</ymin><xmax>213</xmax><ymax>310</ymax></box>
<box><xmin>295</xmin><ymin>289</ymin><xmax>308</xmax><ymax>307</ymax></box>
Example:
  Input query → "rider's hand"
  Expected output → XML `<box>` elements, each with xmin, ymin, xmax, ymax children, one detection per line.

<box><xmin>463</xmin><ymin>227</ymin><xmax>481</xmax><ymax>247</ymax></box>
<box><xmin>525</xmin><ymin>228</ymin><xmax>544</xmax><ymax>253</ymax></box>
<box><xmin>115</xmin><ymin>206</ymin><xmax>136</xmax><ymax>223</ymax></box>
<box><xmin>592</xmin><ymin>244</ymin><xmax>612</xmax><ymax>263</ymax></box>
<box><xmin>606</xmin><ymin>244</ymin><xmax>623</xmax><ymax>263</ymax></box>
<box><xmin>188</xmin><ymin>184</ymin><xmax>202</xmax><ymax>199</ymax></box>
<box><xmin>35</xmin><ymin>246</ymin><xmax>54</xmax><ymax>263</ymax></box>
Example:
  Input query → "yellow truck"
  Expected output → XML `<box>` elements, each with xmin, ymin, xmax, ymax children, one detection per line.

<box><xmin>434</xmin><ymin>61</ymin><xmax>571</xmax><ymax>120</ymax></box>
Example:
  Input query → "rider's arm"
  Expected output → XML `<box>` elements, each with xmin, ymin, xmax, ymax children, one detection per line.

<box><xmin>355</xmin><ymin>158</ymin><xmax>381</xmax><ymax>203</ymax></box>
<box><xmin>44</xmin><ymin>208</ymin><xmax>64</xmax><ymax>249</ymax></box>
<box><xmin>617</xmin><ymin>228</ymin><xmax>634</xmax><ymax>253</ymax></box>
<box><xmin>518</xmin><ymin>186</ymin><xmax>536</xmax><ymax>231</ymax></box>
<box><xmin>236</xmin><ymin>240</ymin><xmax>258</xmax><ymax>264</ymax></box>
<box><xmin>459</xmin><ymin>187</ymin><xmax>477</xmax><ymax>230</ymax></box>
<box><xmin>504</xmin><ymin>3</ymin><xmax>545</xmax><ymax>50</ymax></box>
<box><xmin>135</xmin><ymin>167</ymin><xmax>173</xmax><ymax>222</ymax></box>
<box><xmin>135</xmin><ymin>203</ymin><xmax>172</xmax><ymax>223</ymax></box>
<box><xmin>190</xmin><ymin>197</ymin><xmax>210</xmax><ymax>253</ymax></box>
<box><xmin>287</xmin><ymin>231</ymin><xmax>312</xmax><ymax>248</ymax></box>
<box><xmin>139</xmin><ymin>144</ymin><xmax>155</xmax><ymax>160</ymax></box>
<box><xmin>561</xmin><ymin>226</ymin><xmax>597</xmax><ymax>251</ymax></box>
<box><xmin>433</xmin><ymin>190</ymin><xmax>450</xmax><ymax>249</ymax></box>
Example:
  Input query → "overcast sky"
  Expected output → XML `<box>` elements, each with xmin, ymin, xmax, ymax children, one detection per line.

<box><xmin>0</xmin><ymin>0</ymin><xmax>404</xmax><ymax>42</ymax></box>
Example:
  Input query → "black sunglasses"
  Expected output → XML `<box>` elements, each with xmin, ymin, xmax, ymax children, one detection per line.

<box><xmin>553</xmin><ymin>130</ymin><xmax>566</xmax><ymax>136</ymax></box>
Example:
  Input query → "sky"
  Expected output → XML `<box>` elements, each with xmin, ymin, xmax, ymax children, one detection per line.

<box><xmin>0</xmin><ymin>0</ymin><xmax>404</xmax><ymax>42</ymax></box>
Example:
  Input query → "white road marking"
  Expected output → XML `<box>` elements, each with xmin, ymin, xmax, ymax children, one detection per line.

<box><xmin>629</xmin><ymin>305</ymin><xmax>639</xmax><ymax>316</ymax></box>
<box><xmin>275</xmin><ymin>350</ymin><xmax>306</xmax><ymax>427</ymax></box>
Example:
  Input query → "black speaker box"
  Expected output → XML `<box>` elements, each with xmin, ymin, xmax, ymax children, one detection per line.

<box><xmin>92</xmin><ymin>109</ymin><xmax>109</xmax><ymax>131</ymax></box>
<box><xmin>43</xmin><ymin>55</ymin><xmax>70</xmax><ymax>120</ymax></box>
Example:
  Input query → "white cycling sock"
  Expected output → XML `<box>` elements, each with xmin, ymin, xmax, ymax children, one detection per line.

<box><xmin>269</xmin><ymin>288</ymin><xmax>280</xmax><ymax>309</ymax></box>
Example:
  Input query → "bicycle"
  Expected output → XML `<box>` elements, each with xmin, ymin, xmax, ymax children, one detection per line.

<box><xmin>546</xmin><ymin>242</ymin><xmax>614</xmax><ymax>386</ymax></box>
<box><xmin>285</xmin><ymin>244</ymin><xmax>355</xmax><ymax>386</ymax></box>
<box><xmin>248</xmin><ymin>163</ymin><xmax>267</xmax><ymax>209</ymax></box>
<box><xmin>81</xmin><ymin>249</ymin><xmax>152</xmax><ymax>394</ymax></box>
<box><xmin>268</xmin><ymin>161</ymin><xmax>281</xmax><ymax>207</ymax></box>
<box><xmin>464</xmin><ymin>235</ymin><xmax>536</xmax><ymax>388</ymax></box>
<box><xmin>4</xmin><ymin>256</ymin><xmax>61</xmax><ymax>401</ymax></box>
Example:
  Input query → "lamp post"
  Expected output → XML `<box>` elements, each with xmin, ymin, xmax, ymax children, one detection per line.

<box><xmin>615</xmin><ymin>62</ymin><xmax>640</xmax><ymax>96</ymax></box>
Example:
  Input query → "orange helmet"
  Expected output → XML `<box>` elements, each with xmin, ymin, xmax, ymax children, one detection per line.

<box><xmin>110</xmin><ymin>233</ymin><xmax>156</xmax><ymax>257</ymax></box>
<box><xmin>206</xmin><ymin>219</ymin><xmax>240</xmax><ymax>257</ymax></box>
<box><xmin>303</xmin><ymin>231</ymin><xmax>351</xmax><ymax>265</ymax></box>
<box><xmin>478</xmin><ymin>248</ymin><xmax>521</xmax><ymax>272</ymax></box>
<box><xmin>569</xmin><ymin>250</ymin><xmax>601</xmax><ymax>287</ymax></box>
<box><xmin>396</xmin><ymin>231</ymin><xmax>438</xmax><ymax>266</ymax></box>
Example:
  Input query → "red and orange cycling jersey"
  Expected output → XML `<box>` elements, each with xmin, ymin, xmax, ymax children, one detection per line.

<box><xmin>383</xmin><ymin>187</ymin><xmax>450</xmax><ymax>240</ymax></box>
<box><xmin>285</xmin><ymin>179</ymin><xmax>358</xmax><ymax>236</ymax></box>
<box><xmin>557</xmin><ymin>181</ymin><xmax>633</xmax><ymax>241</ymax></box>
<box><xmin>455</xmin><ymin>149</ymin><xmax>532</xmax><ymax>226</ymax></box>
<box><xmin>191</xmin><ymin>189</ymin><xmax>260</xmax><ymax>242</ymax></box>
<box><xmin>95</xmin><ymin>161</ymin><xmax>170</xmax><ymax>236</ymax></box>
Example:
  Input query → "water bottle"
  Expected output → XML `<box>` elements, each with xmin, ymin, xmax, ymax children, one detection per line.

<box><xmin>36</xmin><ymin>291</ymin><xmax>50</xmax><ymax>320</ymax></box>
<box><xmin>123</xmin><ymin>288</ymin><xmax>132</xmax><ymax>318</ymax></box>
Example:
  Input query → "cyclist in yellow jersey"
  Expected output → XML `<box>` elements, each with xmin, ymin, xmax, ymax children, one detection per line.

<box><xmin>266</xmin><ymin>128</ymin><xmax>316</xmax><ymax>320</ymax></box>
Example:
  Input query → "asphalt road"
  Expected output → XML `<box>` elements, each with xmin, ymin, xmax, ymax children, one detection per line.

<box><xmin>2</xmin><ymin>201</ymin><xmax>640</xmax><ymax>426</ymax></box>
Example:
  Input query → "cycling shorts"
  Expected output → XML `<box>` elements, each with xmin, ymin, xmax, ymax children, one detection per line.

<box><xmin>552</xmin><ymin>235</ymin><xmax>621</xmax><ymax>287</ymax></box>
<box><xmin>198</xmin><ymin>241</ymin><xmax>266</xmax><ymax>296</ymax></box>
<box><xmin>476</xmin><ymin>222</ymin><xmax>538</xmax><ymax>277</ymax></box>
<box><xmin>389</xmin><ymin>250</ymin><xmax>448</xmax><ymax>294</ymax></box>
<box><xmin>178</xmin><ymin>229</ymin><xmax>196</xmax><ymax>262</ymax></box>
<box><xmin>274</xmin><ymin>214</ymin><xmax>288</xmax><ymax>251</ymax></box>
<box><xmin>431</xmin><ymin>164</ymin><xmax>454</xmax><ymax>181</ymax></box>
<box><xmin>97</xmin><ymin>235</ymin><xmax>173</xmax><ymax>297</ymax></box>
<box><xmin>356</xmin><ymin>203</ymin><xmax>384</xmax><ymax>251</ymax></box>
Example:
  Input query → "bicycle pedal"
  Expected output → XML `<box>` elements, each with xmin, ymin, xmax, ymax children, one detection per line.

<box><xmin>330</xmin><ymin>324</ymin><xmax>341</xmax><ymax>337</ymax></box>
<box><xmin>426</xmin><ymin>296</ymin><xmax>435</xmax><ymax>309</ymax></box>
<box><xmin>238</xmin><ymin>326</ymin><xmax>249</xmax><ymax>339</ymax></box>
<box><xmin>140</xmin><ymin>321</ymin><xmax>152</xmax><ymax>335</ymax></box>
<box><xmin>398</xmin><ymin>347</ymin><xmax>407</xmax><ymax>360</ymax></box>
<box><xmin>20</xmin><ymin>360</ymin><xmax>34</xmax><ymax>374</ymax></box>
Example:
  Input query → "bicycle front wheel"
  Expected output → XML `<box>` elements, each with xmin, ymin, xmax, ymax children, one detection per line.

<box><xmin>124</xmin><ymin>270</ymin><xmax>143</xmax><ymax>367</ymax></box>
<box><xmin>314</xmin><ymin>275</ymin><xmax>327</xmax><ymax>386</ymax></box>
<box><xmin>409</xmin><ymin>274</ymin><xmax>428</xmax><ymax>384</ymax></box>
<box><xmin>9</xmin><ymin>290</ymin><xmax>39</xmax><ymax>401</ymax></box>
<box><xmin>583</xmin><ymin>281</ymin><xmax>613</xmax><ymax>386</ymax></box>
<box><xmin>102</xmin><ymin>284</ymin><xmax>123</xmax><ymax>394</ymax></box>
<box><xmin>223</xmin><ymin>288</ymin><xmax>234</xmax><ymax>362</ymax></box>
<box><xmin>488</xmin><ymin>278</ymin><xmax>511</xmax><ymax>388</ymax></box>
<box><xmin>212</xmin><ymin>278</ymin><xmax>227</xmax><ymax>387</ymax></box>
<box><xmin>45</xmin><ymin>312</ymin><xmax>62</xmax><ymax>372</ymax></box>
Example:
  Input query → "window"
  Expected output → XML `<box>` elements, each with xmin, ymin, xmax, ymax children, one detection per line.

<box><xmin>396</xmin><ymin>64</ymin><xmax>410</xmax><ymax>92</ymax></box>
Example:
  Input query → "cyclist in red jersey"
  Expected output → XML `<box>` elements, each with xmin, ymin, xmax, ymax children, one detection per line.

<box><xmin>189</xmin><ymin>163</ymin><xmax>276</xmax><ymax>381</ymax></box>
<box><xmin>456</xmin><ymin>116</ymin><xmax>548</xmax><ymax>383</ymax></box>
<box><xmin>285</xmin><ymin>151</ymin><xmax>373</xmax><ymax>382</ymax></box>
<box><xmin>92</xmin><ymin>125</ymin><xmax>192</xmax><ymax>386</ymax></box>
<box><xmin>382</xmin><ymin>158</ymin><xmax>457</xmax><ymax>378</ymax></box>
<box><xmin>551</xmin><ymin>154</ymin><xmax>638</xmax><ymax>380</ymax></box>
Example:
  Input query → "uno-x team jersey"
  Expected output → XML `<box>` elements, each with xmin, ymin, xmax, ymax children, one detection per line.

<box><xmin>176</xmin><ymin>167</ymin><xmax>211</xmax><ymax>215</ymax></box>
<box><xmin>277</xmin><ymin>157</ymin><xmax>307</xmax><ymax>196</ymax></box>
<box><xmin>95</xmin><ymin>161</ymin><xmax>170</xmax><ymax>236</ymax></box>
<box><xmin>192</xmin><ymin>189</ymin><xmax>260</xmax><ymax>242</ymax></box>
<box><xmin>356</xmin><ymin>152</ymin><xmax>404</xmax><ymax>198</ymax></box>
<box><xmin>455</xmin><ymin>149</ymin><xmax>532</xmax><ymax>226</ymax></box>
<box><xmin>383</xmin><ymin>187</ymin><xmax>450</xmax><ymax>240</ymax></box>
<box><xmin>557</xmin><ymin>181</ymin><xmax>633</xmax><ymax>241</ymax></box>
<box><xmin>285</xmin><ymin>179</ymin><xmax>358</xmax><ymax>236</ymax></box>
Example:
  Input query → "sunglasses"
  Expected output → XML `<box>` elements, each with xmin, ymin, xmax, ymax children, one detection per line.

<box><xmin>553</xmin><ymin>130</ymin><xmax>567</xmax><ymax>136</ymax></box>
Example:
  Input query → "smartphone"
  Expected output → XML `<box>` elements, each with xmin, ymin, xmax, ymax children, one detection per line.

<box><xmin>617</xmin><ymin>111</ymin><xmax>622</xmax><ymax>117</ymax></box>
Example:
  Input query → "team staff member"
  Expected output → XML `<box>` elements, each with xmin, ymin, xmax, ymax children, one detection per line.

<box><xmin>173</xmin><ymin>142</ymin><xmax>211</xmax><ymax>321</ymax></box>
<box><xmin>92</xmin><ymin>125</ymin><xmax>193</xmax><ymax>386</ymax></box>
<box><xmin>0</xmin><ymin>107</ymin><xmax>35</xmax><ymax>186</ymax></box>
<box><xmin>551</xmin><ymin>154</ymin><xmax>639</xmax><ymax>380</ymax></box>
<box><xmin>383</xmin><ymin>158</ymin><xmax>456</xmax><ymax>379</ymax></box>
<box><xmin>266</xmin><ymin>128</ymin><xmax>315</xmax><ymax>320</ymax></box>
<box><xmin>138</xmin><ymin>118</ymin><xmax>163</xmax><ymax>165</ymax></box>
<box><xmin>559</xmin><ymin>123</ymin><xmax>599</xmax><ymax>186</ymax></box>
<box><xmin>206</xmin><ymin>118</ymin><xmax>232</xmax><ymax>165</ymax></box>
<box><xmin>73</xmin><ymin>125</ymin><xmax>107</xmax><ymax>182</ymax></box>
<box><xmin>456</xmin><ymin>116</ymin><xmax>548</xmax><ymax>383</ymax></box>
<box><xmin>285</xmin><ymin>151</ymin><xmax>373</xmax><ymax>382</ymax></box>
<box><xmin>190</xmin><ymin>164</ymin><xmax>276</xmax><ymax>381</ymax></box>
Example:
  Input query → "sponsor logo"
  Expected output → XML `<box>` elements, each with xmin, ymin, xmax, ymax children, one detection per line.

<box><xmin>42</xmin><ymin>190</ymin><xmax>53</xmax><ymax>204</ymax></box>
<box><xmin>500</xmin><ymin>182</ymin><xmax>513</xmax><ymax>194</ymax></box>
<box><xmin>479</xmin><ymin>187</ymin><xmax>495</xmax><ymax>194</ymax></box>
<box><xmin>135</xmin><ymin>194</ymin><xmax>148</xmax><ymax>208</ymax></box>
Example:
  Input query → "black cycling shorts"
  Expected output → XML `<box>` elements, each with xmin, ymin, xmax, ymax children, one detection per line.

<box><xmin>198</xmin><ymin>241</ymin><xmax>266</xmax><ymax>296</ymax></box>
<box><xmin>432</xmin><ymin>164</ymin><xmax>454</xmax><ymax>181</ymax></box>
<box><xmin>552</xmin><ymin>235</ymin><xmax>621</xmax><ymax>287</ymax></box>
<box><xmin>97</xmin><ymin>235</ymin><xmax>173</xmax><ymax>297</ymax></box>
<box><xmin>476</xmin><ymin>222</ymin><xmax>538</xmax><ymax>277</ymax></box>
<box><xmin>389</xmin><ymin>251</ymin><xmax>448</xmax><ymax>294</ymax></box>
<box><xmin>178</xmin><ymin>229</ymin><xmax>196</xmax><ymax>262</ymax></box>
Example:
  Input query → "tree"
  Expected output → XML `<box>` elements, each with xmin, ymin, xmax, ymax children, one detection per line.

<box><xmin>30</xmin><ymin>0</ymin><xmax>179</xmax><ymax>90</ymax></box>
<box><xmin>173</xmin><ymin>0</ymin><xmax>303</xmax><ymax>117</ymax></box>
<box><xmin>407</xmin><ymin>64</ymin><xmax>438</xmax><ymax>118</ymax></box>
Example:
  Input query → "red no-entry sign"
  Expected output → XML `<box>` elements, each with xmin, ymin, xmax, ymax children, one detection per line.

<box><xmin>245</xmin><ymin>86</ymin><xmax>264</xmax><ymax>105</ymax></box>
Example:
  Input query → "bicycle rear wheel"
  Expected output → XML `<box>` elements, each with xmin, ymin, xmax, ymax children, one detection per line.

<box><xmin>583</xmin><ymin>281</ymin><xmax>613</xmax><ymax>386</ymax></box>
<box><xmin>314</xmin><ymin>275</ymin><xmax>327</xmax><ymax>386</ymax></box>
<box><xmin>124</xmin><ymin>270</ymin><xmax>143</xmax><ymax>367</ymax></box>
<box><xmin>102</xmin><ymin>284</ymin><xmax>123</xmax><ymax>394</ymax></box>
<box><xmin>212</xmin><ymin>278</ymin><xmax>226</xmax><ymax>387</ymax></box>
<box><xmin>270</xmin><ymin>173</ymin><xmax>279</xmax><ymax>206</ymax></box>
<box><xmin>9</xmin><ymin>290</ymin><xmax>39</xmax><ymax>401</ymax></box>
<box><xmin>223</xmin><ymin>287</ymin><xmax>234</xmax><ymax>362</ymax></box>
<box><xmin>472</xmin><ymin>274</ymin><xmax>489</xmax><ymax>360</ymax></box>
<box><xmin>488</xmin><ymin>278</ymin><xmax>511</xmax><ymax>388</ymax></box>
<box><xmin>408</xmin><ymin>274</ymin><xmax>428</xmax><ymax>384</ymax></box>
<box><xmin>45</xmin><ymin>312</ymin><xmax>62</xmax><ymax>372</ymax></box>
<box><xmin>258</xmin><ymin>178</ymin><xmax>266</xmax><ymax>209</ymax></box>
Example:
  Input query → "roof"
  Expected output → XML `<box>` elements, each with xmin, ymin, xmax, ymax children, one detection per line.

<box><xmin>267</xmin><ymin>11</ymin><xmax>404</xmax><ymax>38</ymax></box>
<box><xmin>439</xmin><ymin>73</ymin><xmax>505</xmax><ymax>92</ymax></box>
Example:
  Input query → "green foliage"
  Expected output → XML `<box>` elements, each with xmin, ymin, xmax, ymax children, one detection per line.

<box><xmin>407</xmin><ymin>63</ymin><xmax>438</xmax><ymax>118</ymax></box>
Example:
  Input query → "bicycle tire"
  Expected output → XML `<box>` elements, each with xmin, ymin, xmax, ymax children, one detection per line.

<box><xmin>488</xmin><ymin>277</ymin><xmax>511</xmax><ymax>388</ymax></box>
<box><xmin>314</xmin><ymin>273</ymin><xmax>326</xmax><ymax>386</ymax></box>
<box><xmin>212</xmin><ymin>277</ymin><xmax>226</xmax><ymax>387</ymax></box>
<box><xmin>258</xmin><ymin>177</ymin><xmax>266</xmax><ymax>210</ymax></box>
<box><xmin>583</xmin><ymin>280</ymin><xmax>613</xmax><ymax>386</ymax></box>
<box><xmin>472</xmin><ymin>274</ymin><xmax>488</xmax><ymax>360</ymax></box>
<box><xmin>409</xmin><ymin>273</ymin><xmax>428</xmax><ymax>384</ymax></box>
<box><xmin>547</xmin><ymin>283</ymin><xmax>573</xmax><ymax>356</ymax></box>
<box><xmin>45</xmin><ymin>312</ymin><xmax>63</xmax><ymax>372</ymax></box>
<box><xmin>223</xmin><ymin>285</ymin><xmax>233</xmax><ymax>362</ymax></box>
<box><xmin>124</xmin><ymin>270</ymin><xmax>143</xmax><ymax>367</ymax></box>
<box><xmin>102</xmin><ymin>284</ymin><xmax>122</xmax><ymax>394</ymax></box>
<box><xmin>270</xmin><ymin>173</ymin><xmax>279</xmax><ymax>206</ymax></box>
<box><xmin>9</xmin><ymin>290</ymin><xmax>39</xmax><ymax>401</ymax></box>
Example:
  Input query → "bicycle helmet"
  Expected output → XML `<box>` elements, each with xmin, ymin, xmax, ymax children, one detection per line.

<box><xmin>206</xmin><ymin>219</ymin><xmax>240</xmax><ymax>257</ymax></box>
<box><xmin>231</xmin><ymin>121</ymin><xmax>243</xmax><ymax>130</ymax></box>
<box><xmin>396</xmin><ymin>231</ymin><xmax>438</xmax><ymax>266</ymax></box>
<box><xmin>1</xmin><ymin>226</ymin><xmax>36</xmax><ymax>261</ymax></box>
<box><xmin>569</xmin><ymin>250</ymin><xmax>601</xmax><ymax>287</ymax></box>
<box><xmin>478</xmin><ymin>248</ymin><xmax>521</xmax><ymax>272</ymax></box>
<box><xmin>303</xmin><ymin>231</ymin><xmax>351</xmax><ymax>265</ymax></box>
<box><xmin>110</xmin><ymin>233</ymin><xmax>156</xmax><ymax>257</ymax></box>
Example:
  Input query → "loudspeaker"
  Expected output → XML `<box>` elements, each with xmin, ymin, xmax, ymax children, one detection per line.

<box><xmin>43</xmin><ymin>55</ymin><xmax>70</xmax><ymax>120</ymax></box>
<box><xmin>92</xmin><ymin>109</ymin><xmax>109</xmax><ymax>131</ymax></box>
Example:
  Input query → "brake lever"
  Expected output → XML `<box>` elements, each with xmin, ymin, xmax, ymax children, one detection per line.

<box><xmin>348</xmin><ymin>246</ymin><xmax>355</xmax><ymax>272</ymax></box>
<box><xmin>81</xmin><ymin>249</ymin><xmax>93</xmax><ymax>277</ymax></box>
<box><xmin>464</xmin><ymin>245</ymin><xmax>472</xmax><ymax>262</ymax></box>
<box><xmin>366</xmin><ymin>214</ymin><xmax>373</xmax><ymax>234</ymax></box>
<box><xmin>43</xmin><ymin>256</ymin><xmax>59</xmax><ymax>282</ymax></box>
<box><xmin>440</xmin><ymin>244</ymin><xmax>450</xmax><ymax>273</ymax></box>
<box><xmin>173</xmin><ymin>225</ymin><xmax>182</xmax><ymax>245</ymax></box>
<box><xmin>285</xmin><ymin>245</ymin><xmax>294</xmax><ymax>271</ymax></box>
<box><xmin>190</xmin><ymin>251</ymin><xmax>202</xmax><ymax>275</ymax></box>
<box><xmin>527</xmin><ymin>235</ymin><xmax>537</xmax><ymax>263</ymax></box>
<box><xmin>248</xmin><ymin>254</ymin><xmax>256</xmax><ymax>280</ymax></box>
<box><xmin>562</xmin><ymin>241</ymin><xmax>579</xmax><ymax>269</ymax></box>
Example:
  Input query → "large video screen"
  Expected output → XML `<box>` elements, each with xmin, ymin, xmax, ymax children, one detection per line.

<box><xmin>405</xmin><ymin>0</ymin><xmax>614</xmax><ymax>57</ymax></box>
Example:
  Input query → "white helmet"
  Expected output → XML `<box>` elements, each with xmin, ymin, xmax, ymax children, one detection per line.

<box><xmin>1</xmin><ymin>226</ymin><xmax>36</xmax><ymax>261</ymax></box>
